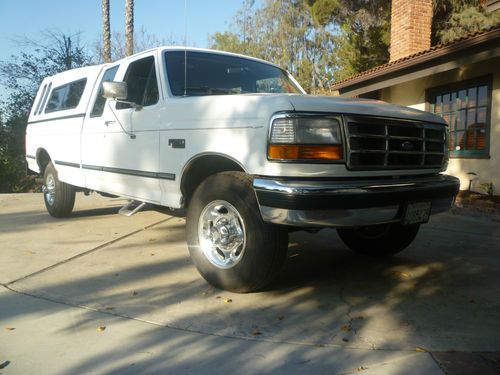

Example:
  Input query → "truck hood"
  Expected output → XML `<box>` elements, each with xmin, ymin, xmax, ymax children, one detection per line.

<box><xmin>287</xmin><ymin>95</ymin><xmax>446</xmax><ymax>125</ymax></box>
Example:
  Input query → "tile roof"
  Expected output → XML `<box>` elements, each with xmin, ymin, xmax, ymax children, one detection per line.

<box><xmin>331</xmin><ymin>24</ymin><xmax>500</xmax><ymax>91</ymax></box>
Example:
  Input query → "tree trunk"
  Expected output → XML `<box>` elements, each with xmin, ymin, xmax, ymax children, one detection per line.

<box><xmin>125</xmin><ymin>0</ymin><xmax>134</xmax><ymax>56</ymax></box>
<box><xmin>102</xmin><ymin>0</ymin><xmax>111</xmax><ymax>62</ymax></box>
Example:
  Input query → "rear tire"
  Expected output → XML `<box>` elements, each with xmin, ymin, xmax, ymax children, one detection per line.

<box><xmin>337</xmin><ymin>223</ymin><xmax>420</xmax><ymax>257</ymax></box>
<box><xmin>186</xmin><ymin>172</ymin><xmax>288</xmax><ymax>293</ymax></box>
<box><xmin>43</xmin><ymin>162</ymin><xmax>75</xmax><ymax>218</ymax></box>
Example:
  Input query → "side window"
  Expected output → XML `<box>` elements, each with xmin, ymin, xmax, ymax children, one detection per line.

<box><xmin>117</xmin><ymin>56</ymin><xmax>158</xmax><ymax>109</ymax></box>
<box><xmin>33</xmin><ymin>84</ymin><xmax>48</xmax><ymax>115</ymax></box>
<box><xmin>90</xmin><ymin>65</ymin><xmax>119</xmax><ymax>117</ymax></box>
<box><xmin>45</xmin><ymin>79</ymin><xmax>87</xmax><ymax>113</ymax></box>
<box><xmin>38</xmin><ymin>82</ymin><xmax>52</xmax><ymax>115</ymax></box>
<box><xmin>45</xmin><ymin>85</ymin><xmax>68</xmax><ymax>113</ymax></box>
<box><xmin>65</xmin><ymin>80</ymin><xmax>87</xmax><ymax>108</ymax></box>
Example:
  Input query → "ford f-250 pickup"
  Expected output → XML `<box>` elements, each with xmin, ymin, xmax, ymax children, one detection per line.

<box><xmin>26</xmin><ymin>47</ymin><xmax>460</xmax><ymax>292</ymax></box>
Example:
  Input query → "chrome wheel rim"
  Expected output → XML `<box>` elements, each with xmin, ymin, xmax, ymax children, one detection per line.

<box><xmin>44</xmin><ymin>174</ymin><xmax>56</xmax><ymax>206</ymax></box>
<box><xmin>198</xmin><ymin>200</ymin><xmax>246</xmax><ymax>269</ymax></box>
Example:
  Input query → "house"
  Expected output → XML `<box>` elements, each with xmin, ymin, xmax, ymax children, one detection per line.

<box><xmin>331</xmin><ymin>0</ymin><xmax>500</xmax><ymax>193</ymax></box>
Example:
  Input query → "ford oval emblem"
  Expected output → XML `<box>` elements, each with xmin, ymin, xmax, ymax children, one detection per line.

<box><xmin>401</xmin><ymin>141</ymin><xmax>415</xmax><ymax>151</ymax></box>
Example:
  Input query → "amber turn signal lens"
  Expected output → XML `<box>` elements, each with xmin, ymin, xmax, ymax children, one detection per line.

<box><xmin>268</xmin><ymin>144</ymin><xmax>343</xmax><ymax>161</ymax></box>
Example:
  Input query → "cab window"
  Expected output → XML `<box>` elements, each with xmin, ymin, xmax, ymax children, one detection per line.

<box><xmin>117</xmin><ymin>56</ymin><xmax>158</xmax><ymax>109</ymax></box>
<box><xmin>90</xmin><ymin>65</ymin><xmax>119</xmax><ymax>117</ymax></box>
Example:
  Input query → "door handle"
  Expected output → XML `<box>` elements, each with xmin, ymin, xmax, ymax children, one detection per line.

<box><xmin>104</xmin><ymin>120</ymin><xmax>116</xmax><ymax>126</ymax></box>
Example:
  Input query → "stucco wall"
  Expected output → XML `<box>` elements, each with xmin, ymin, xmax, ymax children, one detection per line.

<box><xmin>380</xmin><ymin>58</ymin><xmax>500</xmax><ymax>193</ymax></box>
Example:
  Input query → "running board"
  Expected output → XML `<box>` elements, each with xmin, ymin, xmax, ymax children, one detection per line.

<box><xmin>119</xmin><ymin>200</ymin><xmax>147</xmax><ymax>217</ymax></box>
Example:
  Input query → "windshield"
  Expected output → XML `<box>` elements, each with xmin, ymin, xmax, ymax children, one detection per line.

<box><xmin>165</xmin><ymin>51</ymin><xmax>302</xmax><ymax>96</ymax></box>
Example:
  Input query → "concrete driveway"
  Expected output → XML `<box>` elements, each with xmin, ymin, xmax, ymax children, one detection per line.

<box><xmin>1</xmin><ymin>193</ymin><xmax>499</xmax><ymax>374</ymax></box>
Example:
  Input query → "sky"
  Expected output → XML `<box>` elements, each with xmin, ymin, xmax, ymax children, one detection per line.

<box><xmin>0</xmin><ymin>0</ymin><xmax>249</xmax><ymax>62</ymax></box>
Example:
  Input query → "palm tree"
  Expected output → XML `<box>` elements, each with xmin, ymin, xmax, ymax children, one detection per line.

<box><xmin>102</xmin><ymin>0</ymin><xmax>111</xmax><ymax>62</ymax></box>
<box><xmin>125</xmin><ymin>0</ymin><xmax>134</xmax><ymax>56</ymax></box>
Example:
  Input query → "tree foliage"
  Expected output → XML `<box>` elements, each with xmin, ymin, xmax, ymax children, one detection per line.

<box><xmin>0</xmin><ymin>31</ymin><xmax>91</xmax><ymax>192</ymax></box>
<box><xmin>308</xmin><ymin>0</ymin><xmax>500</xmax><ymax>79</ymax></box>
<box><xmin>0</xmin><ymin>113</ymin><xmax>31</xmax><ymax>193</ymax></box>
<box><xmin>434</xmin><ymin>1</ymin><xmax>500</xmax><ymax>43</ymax></box>
<box><xmin>307</xmin><ymin>0</ymin><xmax>391</xmax><ymax>81</ymax></box>
<box><xmin>210</xmin><ymin>0</ymin><xmax>391</xmax><ymax>86</ymax></box>
<box><xmin>210</xmin><ymin>0</ymin><xmax>336</xmax><ymax>93</ymax></box>
<box><xmin>1</xmin><ymin>31</ymin><xmax>91</xmax><ymax>119</ymax></box>
<box><xmin>93</xmin><ymin>26</ymin><xmax>180</xmax><ymax>63</ymax></box>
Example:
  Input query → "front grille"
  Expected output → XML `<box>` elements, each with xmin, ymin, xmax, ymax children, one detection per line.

<box><xmin>345</xmin><ymin>116</ymin><xmax>446</xmax><ymax>170</ymax></box>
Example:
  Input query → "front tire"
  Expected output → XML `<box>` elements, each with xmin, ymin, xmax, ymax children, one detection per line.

<box><xmin>186</xmin><ymin>172</ymin><xmax>288</xmax><ymax>293</ymax></box>
<box><xmin>337</xmin><ymin>223</ymin><xmax>420</xmax><ymax>257</ymax></box>
<box><xmin>43</xmin><ymin>162</ymin><xmax>75</xmax><ymax>218</ymax></box>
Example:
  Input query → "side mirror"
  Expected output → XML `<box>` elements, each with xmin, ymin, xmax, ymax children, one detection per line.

<box><xmin>103</xmin><ymin>81</ymin><xmax>127</xmax><ymax>100</ymax></box>
<box><xmin>102</xmin><ymin>81</ymin><xmax>142</xmax><ymax>111</ymax></box>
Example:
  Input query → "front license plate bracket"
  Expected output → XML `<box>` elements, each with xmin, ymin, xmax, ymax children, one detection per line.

<box><xmin>402</xmin><ymin>201</ymin><xmax>431</xmax><ymax>225</ymax></box>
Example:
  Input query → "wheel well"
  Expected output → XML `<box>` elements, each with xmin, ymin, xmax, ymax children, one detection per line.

<box><xmin>36</xmin><ymin>149</ymin><xmax>51</xmax><ymax>174</ymax></box>
<box><xmin>181</xmin><ymin>155</ymin><xmax>245</xmax><ymax>207</ymax></box>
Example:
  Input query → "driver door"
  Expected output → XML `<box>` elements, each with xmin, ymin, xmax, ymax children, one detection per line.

<box><xmin>81</xmin><ymin>54</ymin><xmax>162</xmax><ymax>203</ymax></box>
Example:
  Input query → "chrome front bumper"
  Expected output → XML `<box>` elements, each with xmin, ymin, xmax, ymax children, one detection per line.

<box><xmin>253</xmin><ymin>174</ymin><xmax>460</xmax><ymax>228</ymax></box>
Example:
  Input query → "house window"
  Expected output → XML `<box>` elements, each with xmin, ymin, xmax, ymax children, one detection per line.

<box><xmin>428</xmin><ymin>76</ymin><xmax>491</xmax><ymax>158</ymax></box>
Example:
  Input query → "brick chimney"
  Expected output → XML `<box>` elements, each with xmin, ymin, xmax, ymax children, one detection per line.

<box><xmin>390</xmin><ymin>0</ymin><xmax>433</xmax><ymax>62</ymax></box>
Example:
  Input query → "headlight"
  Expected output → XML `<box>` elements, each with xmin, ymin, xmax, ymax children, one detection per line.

<box><xmin>268</xmin><ymin>116</ymin><xmax>344</xmax><ymax>161</ymax></box>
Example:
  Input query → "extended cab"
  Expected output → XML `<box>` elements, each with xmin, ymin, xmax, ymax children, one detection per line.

<box><xmin>26</xmin><ymin>47</ymin><xmax>460</xmax><ymax>292</ymax></box>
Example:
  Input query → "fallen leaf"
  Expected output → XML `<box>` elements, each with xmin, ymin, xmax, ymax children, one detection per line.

<box><xmin>251</xmin><ymin>330</ymin><xmax>262</xmax><ymax>336</ymax></box>
<box><xmin>357</xmin><ymin>366</ymin><xmax>367</xmax><ymax>371</ymax></box>
<box><xmin>342</xmin><ymin>338</ymin><xmax>349</xmax><ymax>342</ymax></box>
<box><xmin>4</xmin><ymin>327</ymin><xmax>15</xmax><ymax>331</ymax></box>
<box><xmin>26</xmin><ymin>251</ymin><xmax>36</xmax><ymax>255</ymax></box>
<box><xmin>105</xmin><ymin>307</ymin><xmax>115</xmax><ymax>310</ymax></box>
<box><xmin>341</xmin><ymin>325</ymin><xmax>352</xmax><ymax>332</ymax></box>
<box><xmin>415</xmin><ymin>347</ymin><xmax>427</xmax><ymax>352</ymax></box>
<box><xmin>97</xmin><ymin>326</ymin><xmax>106</xmax><ymax>332</ymax></box>
<box><xmin>150</xmin><ymin>253</ymin><xmax>155</xmax><ymax>256</ymax></box>
<box><xmin>148</xmin><ymin>238</ymin><xmax>156</xmax><ymax>242</ymax></box>
<box><xmin>0</xmin><ymin>361</ymin><xmax>10</xmax><ymax>370</ymax></box>
<box><xmin>215</xmin><ymin>296</ymin><xmax>221</xmax><ymax>299</ymax></box>
<box><xmin>224</xmin><ymin>298</ymin><xmax>232</xmax><ymax>303</ymax></box>
<box><xmin>393</xmin><ymin>271</ymin><xmax>410</xmax><ymax>279</ymax></box>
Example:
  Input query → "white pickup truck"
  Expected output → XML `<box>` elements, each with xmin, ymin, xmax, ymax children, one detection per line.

<box><xmin>26</xmin><ymin>47</ymin><xmax>459</xmax><ymax>292</ymax></box>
